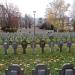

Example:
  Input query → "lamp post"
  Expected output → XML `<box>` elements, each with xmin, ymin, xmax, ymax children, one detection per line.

<box><xmin>33</xmin><ymin>11</ymin><xmax>36</xmax><ymax>37</ymax></box>
<box><xmin>32</xmin><ymin>11</ymin><xmax>36</xmax><ymax>54</ymax></box>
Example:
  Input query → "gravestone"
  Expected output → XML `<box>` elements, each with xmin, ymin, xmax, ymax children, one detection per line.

<box><xmin>40</xmin><ymin>39</ymin><xmax>45</xmax><ymax>53</ymax></box>
<box><xmin>31</xmin><ymin>41</ymin><xmax>36</xmax><ymax>48</ymax></box>
<box><xmin>8</xmin><ymin>36</ymin><xmax>13</xmax><ymax>45</ymax></box>
<box><xmin>48</xmin><ymin>41</ymin><xmax>55</xmax><ymax>52</ymax></box>
<box><xmin>67</xmin><ymin>41</ymin><xmax>72</xmax><ymax>52</ymax></box>
<box><xmin>5</xmin><ymin>64</ymin><xmax>24</xmax><ymax>75</ymax></box>
<box><xmin>49</xmin><ymin>35</ymin><xmax>54</xmax><ymax>41</ymax></box>
<box><xmin>2</xmin><ymin>33</ymin><xmax>9</xmax><ymax>43</ymax></box>
<box><xmin>21</xmin><ymin>39</ymin><xmax>28</xmax><ymax>54</ymax></box>
<box><xmin>59</xmin><ymin>63</ymin><xmax>75</xmax><ymax>75</ymax></box>
<box><xmin>31</xmin><ymin>40</ymin><xmax>36</xmax><ymax>54</ymax></box>
<box><xmin>32</xmin><ymin>64</ymin><xmax>50</xmax><ymax>75</ymax></box>
<box><xmin>58</xmin><ymin>41</ymin><xmax>63</xmax><ymax>52</ymax></box>
<box><xmin>3</xmin><ymin>41</ymin><xmax>9</xmax><ymax>55</ymax></box>
<box><xmin>12</xmin><ymin>41</ymin><xmax>18</xmax><ymax>54</ymax></box>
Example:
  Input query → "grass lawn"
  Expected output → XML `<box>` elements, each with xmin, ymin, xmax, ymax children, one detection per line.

<box><xmin>0</xmin><ymin>45</ymin><xmax>75</xmax><ymax>75</ymax></box>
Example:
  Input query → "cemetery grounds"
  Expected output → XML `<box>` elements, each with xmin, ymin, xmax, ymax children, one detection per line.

<box><xmin>0</xmin><ymin>32</ymin><xmax>75</xmax><ymax>75</ymax></box>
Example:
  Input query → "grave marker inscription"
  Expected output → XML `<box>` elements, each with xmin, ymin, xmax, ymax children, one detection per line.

<box><xmin>59</xmin><ymin>64</ymin><xmax>75</xmax><ymax>75</ymax></box>
<box><xmin>32</xmin><ymin>64</ymin><xmax>50</xmax><ymax>75</ymax></box>
<box><xmin>40</xmin><ymin>39</ymin><xmax>45</xmax><ymax>53</ymax></box>
<box><xmin>48</xmin><ymin>41</ymin><xmax>55</xmax><ymax>52</ymax></box>
<box><xmin>3</xmin><ymin>41</ymin><xmax>9</xmax><ymax>55</ymax></box>
<box><xmin>21</xmin><ymin>39</ymin><xmax>28</xmax><ymax>54</ymax></box>
<box><xmin>67</xmin><ymin>41</ymin><xmax>72</xmax><ymax>52</ymax></box>
<box><xmin>5</xmin><ymin>64</ymin><xmax>24</xmax><ymax>75</ymax></box>
<box><xmin>12</xmin><ymin>41</ymin><xmax>18</xmax><ymax>54</ymax></box>
<box><xmin>58</xmin><ymin>41</ymin><xmax>63</xmax><ymax>52</ymax></box>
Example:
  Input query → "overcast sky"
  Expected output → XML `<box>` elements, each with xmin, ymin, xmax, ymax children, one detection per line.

<box><xmin>0</xmin><ymin>0</ymin><xmax>73</xmax><ymax>18</ymax></box>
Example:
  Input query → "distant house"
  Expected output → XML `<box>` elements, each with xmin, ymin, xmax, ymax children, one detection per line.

<box><xmin>57</xmin><ymin>16</ymin><xmax>73</xmax><ymax>31</ymax></box>
<box><xmin>37</xmin><ymin>18</ymin><xmax>44</xmax><ymax>27</ymax></box>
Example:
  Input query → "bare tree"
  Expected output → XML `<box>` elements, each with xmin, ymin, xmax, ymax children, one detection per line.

<box><xmin>0</xmin><ymin>3</ymin><xmax>21</xmax><ymax>32</ymax></box>
<box><xmin>0</xmin><ymin>4</ymin><xmax>7</xmax><ymax>30</ymax></box>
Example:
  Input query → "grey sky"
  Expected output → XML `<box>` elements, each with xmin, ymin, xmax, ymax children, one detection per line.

<box><xmin>0</xmin><ymin>0</ymin><xmax>73</xmax><ymax>18</ymax></box>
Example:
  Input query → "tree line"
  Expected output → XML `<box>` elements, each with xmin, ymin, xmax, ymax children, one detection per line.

<box><xmin>0</xmin><ymin>3</ymin><xmax>33</xmax><ymax>32</ymax></box>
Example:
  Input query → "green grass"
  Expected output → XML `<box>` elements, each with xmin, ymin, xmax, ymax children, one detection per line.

<box><xmin>0</xmin><ymin>45</ymin><xmax>75</xmax><ymax>75</ymax></box>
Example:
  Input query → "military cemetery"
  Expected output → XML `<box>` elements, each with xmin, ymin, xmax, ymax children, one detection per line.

<box><xmin>0</xmin><ymin>0</ymin><xmax>75</xmax><ymax>75</ymax></box>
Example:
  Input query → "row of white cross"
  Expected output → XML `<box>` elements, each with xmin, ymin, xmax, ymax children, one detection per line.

<box><xmin>0</xmin><ymin>32</ymin><xmax>75</xmax><ymax>40</ymax></box>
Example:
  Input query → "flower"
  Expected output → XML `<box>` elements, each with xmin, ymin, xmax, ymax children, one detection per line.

<box><xmin>26</xmin><ymin>64</ymin><xmax>30</xmax><ymax>68</ymax></box>
<box><xmin>53</xmin><ymin>60</ymin><xmax>57</xmax><ymax>62</ymax></box>
<box><xmin>54</xmin><ymin>68</ymin><xmax>59</xmax><ymax>70</ymax></box>
<box><xmin>0</xmin><ymin>64</ymin><xmax>4</xmax><ymax>66</ymax></box>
